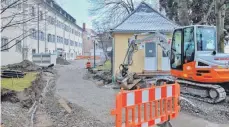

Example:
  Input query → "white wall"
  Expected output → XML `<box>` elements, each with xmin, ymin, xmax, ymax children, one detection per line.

<box><xmin>1</xmin><ymin>0</ymin><xmax>83</xmax><ymax>65</ymax></box>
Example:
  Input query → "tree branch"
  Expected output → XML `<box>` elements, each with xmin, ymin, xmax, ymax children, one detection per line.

<box><xmin>1</xmin><ymin>0</ymin><xmax>24</xmax><ymax>14</ymax></box>
<box><xmin>197</xmin><ymin>1</ymin><xmax>215</xmax><ymax>24</ymax></box>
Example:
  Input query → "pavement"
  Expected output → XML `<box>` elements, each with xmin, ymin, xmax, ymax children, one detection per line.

<box><xmin>55</xmin><ymin>60</ymin><xmax>229</xmax><ymax>127</ymax></box>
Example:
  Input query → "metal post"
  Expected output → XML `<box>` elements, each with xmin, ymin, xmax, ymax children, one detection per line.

<box><xmin>45</xmin><ymin>2</ymin><xmax>47</xmax><ymax>52</ymax></box>
<box><xmin>94</xmin><ymin>40</ymin><xmax>96</xmax><ymax>68</ymax></box>
<box><xmin>55</xmin><ymin>13</ymin><xmax>57</xmax><ymax>51</ymax></box>
<box><xmin>37</xmin><ymin>4</ymin><xmax>40</xmax><ymax>53</ymax></box>
<box><xmin>22</xmin><ymin>0</ymin><xmax>25</xmax><ymax>59</ymax></box>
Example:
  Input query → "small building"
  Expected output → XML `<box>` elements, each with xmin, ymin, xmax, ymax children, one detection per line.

<box><xmin>111</xmin><ymin>2</ymin><xmax>179</xmax><ymax>77</ymax></box>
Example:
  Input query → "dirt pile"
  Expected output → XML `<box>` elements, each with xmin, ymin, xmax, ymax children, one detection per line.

<box><xmin>19</xmin><ymin>72</ymin><xmax>46</xmax><ymax>108</ymax></box>
<box><xmin>1</xmin><ymin>72</ymin><xmax>55</xmax><ymax>127</ymax></box>
<box><xmin>92</xmin><ymin>70</ymin><xmax>112</xmax><ymax>85</ymax></box>
<box><xmin>56</xmin><ymin>57</ymin><xmax>70</xmax><ymax>65</ymax></box>
<box><xmin>1</xmin><ymin>72</ymin><xmax>45</xmax><ymax>108</ymax></box>
<box><xmin>7</xmin><ymin>60</ymin><xmax>40</xmax><ymax>71</ymax></box>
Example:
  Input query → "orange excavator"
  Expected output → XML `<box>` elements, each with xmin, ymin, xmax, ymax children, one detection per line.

<box><xmin>118</xmin><ymin>25</ymin><xmax>229</xmax><ymax>103</ymax></box>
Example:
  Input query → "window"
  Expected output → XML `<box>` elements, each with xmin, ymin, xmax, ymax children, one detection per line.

<box><xmin>40</xmin><ymin>31</ymin><xmax>44</xmax><ymax>41</ymax></box>
<box><xmin>184</xmin><ymin>27</ymin><xmax>195</xmax><ymax>63</ymax></box>
<box><xmin>48</xmin><ymin>16</ymin><xmax>52</xmax><ymax>23</ymax></box>
<box><xmin>56</xmin><ymin>36</ymin><xmax>60</xmax><ymax>43</ymax></box>
<box><xmin>48</xmin><ymin>34</ymin><xmax>51</xmax><ymax>42</ymax></box>
<box><xmin>171</xmin><ymin>29</ymin><xmax>182</xmax><ymax>70</ymax></box>
<box><xmin>30</xmin><ymin>29</ymin><xmax>37</xmax><ymax>39</ymax></box>
<box><xmin>60</xmin><ymin>37</ymin><xmax>62</xmax><ymax>43</ymax></box>
<box><xmin>17</xmin><ymin>3</ymin><xmax>22</xmax><ymax>10</ymax></box>
<box><xmin>64</xmin><ymin>39</ymin><xmax>68</xmax><ymax>45</ymax></box>
<box><xmin>32</xmin><ymin>49</ymin><xmax>36</xmax><ymax>54</ymax></box>
<box><xmin>196</xmin><ymin>26</ymin><xmax>216</xmax><ymax>51</ymax></box>
<box><xmin>16</xmin><ymin>40</ymin><xmax>22</xmax><ymax>52</ymax></box>
<box><xmin>1</xmin><ymin>38</ymin><xmax>9</xmax><ymax>51</ymax></box>
<box><xmin>52</xmin><ymin>35</ymin><xmax>55</xmax><ymax>42</ymax></box>
<box><xmin>40</xmin><ymin>11</ymin><xmax>43</xmax><ymax>20</ymax></box>
<box><xmin>31</xmin><ymin>6</ymin><xmax>35</xmax><ymax>16</ymax></box>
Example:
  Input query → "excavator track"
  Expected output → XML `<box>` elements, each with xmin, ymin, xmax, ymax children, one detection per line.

<box><xmin>154</xmin><ymin>77</ymin><xmax>227</xmax><ymax>104</ymax></box>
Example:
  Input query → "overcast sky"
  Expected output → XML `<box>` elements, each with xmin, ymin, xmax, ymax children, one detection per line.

<box><xmin>55</xmin><ymin>0</ymin><xmax>92</xmax><ymax>29</ymax></box>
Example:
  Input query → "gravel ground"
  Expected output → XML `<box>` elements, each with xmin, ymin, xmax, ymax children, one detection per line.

<box><xmin>180</xmin><ymin>95</ymin><xmax>229</xmax><ymax>124</ymax></box>
<box><xmin>34</xmin><ymin>78</ymin><xmax>107</xmax><ymax>127</ymax></box>
<box><xmin>1</xmin><ymin>102</ymin><xmax>30</xmax><ymax>127</ymax></box>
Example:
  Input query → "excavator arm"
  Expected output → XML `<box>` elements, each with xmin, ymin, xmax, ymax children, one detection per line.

<box><xmin>119</xmin><ymin>31</ymin><xmax>171</xmax><ymax>77</ymax></box>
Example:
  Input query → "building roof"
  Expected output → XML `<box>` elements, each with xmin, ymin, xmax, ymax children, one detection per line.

<box><xmin>45</xmin><ymin>0</ymin><xmax>83</xmax><ymax>31</ymax></box>
<box><xmin>111</xmin><ymin>2</ymin><xmax>179</xmax><ymax>33</ymax></box>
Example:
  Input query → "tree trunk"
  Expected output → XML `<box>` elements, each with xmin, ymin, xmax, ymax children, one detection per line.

<box><xmin>220</xmin><ymin>2</ymin><xmax>226</xmax><ymax>53</ymax></box>
<box><xmin>177</xmin><ymin>0</ymin><xmax>190</xmax><ymax>26</ymax></box>
<box><xmin>216</xmin><ymin>0</ymin><xmax>225</xmax><ymax>52</ymax></box>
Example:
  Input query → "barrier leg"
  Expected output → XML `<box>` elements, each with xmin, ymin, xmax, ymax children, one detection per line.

<box><xmin>158</xmin><ymin>121</ymin><xmax>172</xmax><ymax>127</ymax></box>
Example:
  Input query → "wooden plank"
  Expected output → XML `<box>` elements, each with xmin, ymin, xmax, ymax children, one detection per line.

<box><xmin>120</xmin><ymin>79</ymin><xmax>141</xmax><ymax>90</ymax></box>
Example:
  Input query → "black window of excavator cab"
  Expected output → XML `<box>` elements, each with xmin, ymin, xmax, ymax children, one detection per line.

<box><xmin>171</xmin><ymin>29</ymin><xmax>183</xmax><ymax>70</ymax></box>
<box><xmin>183</xmin><ymin>27</ymin><xmax>195</xmax><ymax>63</ymax></box>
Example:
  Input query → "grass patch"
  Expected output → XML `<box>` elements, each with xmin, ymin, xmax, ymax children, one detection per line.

<box><xmin>1</xmin><ymin>72</ymin><xmax>37</xmax><ymax>91</ymax></box>
<box><xmin>96</xmin><ymin>60</ymin><xmax>111</xmax><ymax>71</ymax></box>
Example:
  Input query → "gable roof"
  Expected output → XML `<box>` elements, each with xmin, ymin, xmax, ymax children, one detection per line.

<box><xmin>111</xmin><ymin>2</ymin><xmax>179</xmax><ymax>33</ymax></box>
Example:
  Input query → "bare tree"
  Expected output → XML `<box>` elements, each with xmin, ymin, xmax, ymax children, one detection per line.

<box><xmin>93</xmin><ymin>21</ymin><xmax>113</xmax><ymax>61</ymax></box>
<box><xmin>88</xmin><ymin>0</ymin><xmax>136</xmax><ymax>27</ymax></box>
<box><xmin>1</xmin><ymin>0</ymin><xmax>48</xmax><ymax>52</ymax></box>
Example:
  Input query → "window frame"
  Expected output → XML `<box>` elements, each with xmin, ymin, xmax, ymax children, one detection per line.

<box><xmin>1</xmin><ymin>37</ymin><xmax>9</xmax><ymax>52</ymax></box>
<box><xmin>170</xmin><ymin>29</ymin><xmax>183</xmax><ymax>70</ymax></box>
<box><xmin>183</xmin><ymin>27</ymin><xmax>195</xmax><ymax>63</ymax></box>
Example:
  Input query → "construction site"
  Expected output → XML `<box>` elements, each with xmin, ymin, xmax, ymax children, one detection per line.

<box><xmin>1</xmin><ymin>0</ymin><xmax>229</xmax><ymax>127</ymax></box>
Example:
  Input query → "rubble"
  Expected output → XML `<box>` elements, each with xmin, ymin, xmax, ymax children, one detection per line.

<box><xmin>1</xmin><ymin>102</ymin><xmax>30</xmax><ymax>127</ymax></box>
<box><xmin>1</xmin><ymin>72</ymin><xmax>53</xmax><ymax>127</ymax></box>
<box><xmin>180</xmin><ymin>95</ymin><xmax>229</xmax><ymax>124</ymax></box>
<box><xmin>7</xmin><ymin>60</ymin><xmax>41</xmax><ymax>71</ymax></box>
<box><xmin>56</xmin><ymin>57</ymin><xmax>70</xmax><ymax>65</ymax></box>
<box><xmin>88</xmin><ymin>70</ymin><xmax>112</xmax><ymax>85</ymax></box>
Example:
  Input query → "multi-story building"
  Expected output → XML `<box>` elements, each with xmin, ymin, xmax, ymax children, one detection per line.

<box><xmin>82</xmin><ymin>23</ymin><xmax>97</xmax><ymax>56</ymax></box>
<box><xmin>1</xmin><ymin>0</ymin><xmax>83</xmax><ymax>65</ymax></box>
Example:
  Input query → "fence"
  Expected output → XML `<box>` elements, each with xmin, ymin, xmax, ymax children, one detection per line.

<box><xmin>32</xmin><ymin>53</ymin><xmax>57</xmax><ymax>67</ymax></box>
<box><xmin>75</xmin><ymin>56</ymin><xmax>100</xmax><ymax>60</ymax></box>
<box><xmin>111</xmin><ymin>82</ymin><xmax>180</xmax><ymax>127</ymax></box>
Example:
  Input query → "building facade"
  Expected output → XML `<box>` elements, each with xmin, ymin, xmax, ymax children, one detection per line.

<box><xmin>1</xmin><ymin>0</ymin><xmax>83</xmax><ymax>65</ymax></box>
<box><xmin>111</xmin><ymin>2</ymin><xmax>179</xmax><ymax>77</ymax></box>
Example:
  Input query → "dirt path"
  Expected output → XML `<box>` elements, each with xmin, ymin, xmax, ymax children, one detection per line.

<box><xmin>55</xmin><ymin>60</ymin><xmax>117</xmax><ymax>126</ymax></box>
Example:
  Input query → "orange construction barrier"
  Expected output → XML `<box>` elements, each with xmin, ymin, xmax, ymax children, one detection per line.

<box><xmin>75</xmin><ymin>56</ymin><xmax>100</xmax><ymax>60</ymax></box>
<box><xmin>86</xmin><ymin>61</ymin><xmax>91</xmax><ymax>69</ymax></box>
<box><xmin>111</xmin><ymin>82</ymin><xmax>180</xmax><ymax>127</ymax></box>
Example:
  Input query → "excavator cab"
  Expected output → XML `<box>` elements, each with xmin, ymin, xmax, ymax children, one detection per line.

<box><xmin>170</xmin><ymin>25</ymin><xmax>229</xmax><ymax>84</ymax></box>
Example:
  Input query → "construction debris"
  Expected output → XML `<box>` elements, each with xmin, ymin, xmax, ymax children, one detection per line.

<box><xmin>58</xmin><ymin>98</ymin><xmax>72</xmax><ymax>113</ymax></box>
<box><xmin>7</xmin><ymin>60</ymin><xmax>41</xmax><ymax>71</ymax></box>
<box><xmin>56</xmin><ymin>57</ymin><xmax>70</xmax><ymax>65</ymax></box>
<box><xmin>1</xmin><ymin>70</ymin><xmax>25</xmax><ymax>78</ymax></box>
<box><xmin>91</xmin><ymin>70</ymin><xmax>112</xmax><ymax>85</ymax></box>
